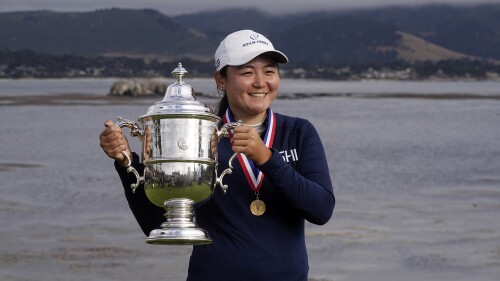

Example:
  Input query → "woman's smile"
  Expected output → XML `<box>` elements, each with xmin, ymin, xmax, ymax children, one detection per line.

<box><xmin>248</xmin><ymin>92</ymin><xmax>267</xmax><ymax>97</ymax></box>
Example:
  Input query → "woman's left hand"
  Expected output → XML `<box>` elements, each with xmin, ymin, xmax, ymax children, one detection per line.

<box><xmin>231</xmin><ymin>125</ymin><xmax>272</xmax><ymax>166</ymax></box>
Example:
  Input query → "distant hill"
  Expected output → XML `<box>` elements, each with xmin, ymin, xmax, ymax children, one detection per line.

<box><xmin>0</xmin><ymin>4</ymin><xmax>499</xmax><ymax>66</ymax></box>
<box><xmin>339</xmin><ymin>4</ymin><xmax>500</xmax><ymax>60</ymax></box>
<box><xmin>0</xmin><ymin>8</ymin><xmax>215</xmax><ymax>60</ymax></box>
<box><xmin>172</xmin><ymin>8</ymin><xmax>280</xmax><ymax>42</ymax></box>
<box><xmin>271</xmin><ymin>16</ymin><xmax>401</xmax><ymax>65</ymax></box>
<box><xmin>382</xmin><ymin>31</ymin><xmax>474</xmax><ymax>62</ymax></box>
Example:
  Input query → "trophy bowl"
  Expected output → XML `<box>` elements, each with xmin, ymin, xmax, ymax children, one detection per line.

<box><xmin>116</xmin><ymin>63</ymin><xmax>239</xmax><ymax>245</ymax></box>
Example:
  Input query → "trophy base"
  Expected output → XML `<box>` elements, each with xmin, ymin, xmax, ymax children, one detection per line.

<box><xmin>146</xmin><ymin>227</ymin><xmax>212</xmax><ymax>245</ymax></box>
<box><xmin>145</xmin><ymin>198</ymin><xmax>213</xmax><ymax>245</ymax></box>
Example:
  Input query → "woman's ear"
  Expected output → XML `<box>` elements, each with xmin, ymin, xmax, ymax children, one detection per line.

<box><xmin>214</xmin><ymin>71</ymin><xmax>226</xmax><ymax>91</ymax></box>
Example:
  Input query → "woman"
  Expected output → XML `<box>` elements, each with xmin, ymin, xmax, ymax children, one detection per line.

<box><xmin>99</xmin><ymin>29</ymin><xmax>335</xmax><ymax>281</ymax></box>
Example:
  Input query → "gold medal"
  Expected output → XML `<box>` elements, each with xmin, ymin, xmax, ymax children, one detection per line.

<box><xmin>250</xmin><ymin>199</ymin><xmax>266</xmax><ymax>216</ymax></box>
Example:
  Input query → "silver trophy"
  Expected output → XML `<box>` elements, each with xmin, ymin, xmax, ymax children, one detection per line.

<box><xmin>116</xmin><ymin>63</ymin><xmax>240</xmax><ymax>245</ymax></box>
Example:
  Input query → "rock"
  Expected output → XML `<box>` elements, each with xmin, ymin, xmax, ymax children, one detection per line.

<box><xmin>108</xmin><ymin>78</ymin><xmax>167</xmax><ymax>96</ymax></box>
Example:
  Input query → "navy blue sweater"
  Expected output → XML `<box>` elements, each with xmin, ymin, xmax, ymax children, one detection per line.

<box><xmin>116</xmin><ymin>113</ymin><xmax>335</xmax><ymax>281</ymax></box>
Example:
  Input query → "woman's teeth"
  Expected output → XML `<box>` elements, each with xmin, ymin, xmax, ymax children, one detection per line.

<box><xmin>249</xmin><ymin>93</ymin><xmax>266</xmax><ymax>97</ymax></box>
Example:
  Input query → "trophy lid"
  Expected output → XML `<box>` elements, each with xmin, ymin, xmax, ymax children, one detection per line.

<box><xmin>141</xmin><ymin>62</ymin><xmax>214</xmax><ymax>118</ymax></box>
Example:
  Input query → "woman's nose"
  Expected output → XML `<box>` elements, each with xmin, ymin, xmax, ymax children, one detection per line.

<box><xmin>252</xmin><ymin>73</ymin><xmax>265</xmax><ymax>88</ymax></box>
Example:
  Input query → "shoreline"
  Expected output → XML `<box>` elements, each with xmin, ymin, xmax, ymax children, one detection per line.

<box><xmin>1</xmin><ymin>92</ymin><xmax>500</xmax><ymax>106</ymax></box>
<box><xmin>1</xmin><ymin>75</ymin><xmax>499</xmax><ymax>81</ymax></box>
<box><xmin>0</xmin><ymin>163</ymin><xmax>43</xmax><ymax>172</ymax></box>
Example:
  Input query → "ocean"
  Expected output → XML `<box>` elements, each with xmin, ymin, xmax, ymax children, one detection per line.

<box><xmin>1</xmin><ymin>78</ymin><xmax>499</xmax><ymax>281</ymax></box>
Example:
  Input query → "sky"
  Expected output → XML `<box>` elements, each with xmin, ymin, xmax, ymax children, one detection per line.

<box><xmin>0</xmin><ymin>0</ymin><xmax>499</xmax><ymax>15</ymax></box>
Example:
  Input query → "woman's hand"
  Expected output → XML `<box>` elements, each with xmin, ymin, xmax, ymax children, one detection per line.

<box><xmin>99</xmin><ymin>120</ymin><xmax>132</xmax><ymax>167</ymax></box>
<box><xmin>231</xmin><ymin>125</ymin><xmax>272</xmax><ymax>166</ymax></box>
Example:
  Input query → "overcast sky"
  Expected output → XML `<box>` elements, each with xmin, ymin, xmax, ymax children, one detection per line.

<box><xmin>0</xmin><ymin>0</ymin><xmax>498</xmax><ymax>15</ymax></box>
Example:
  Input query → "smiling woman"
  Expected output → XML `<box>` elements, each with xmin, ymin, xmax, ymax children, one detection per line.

<box><xmin>99</xmin><ymin>29</ymin><xmax>335</xmax><ymax>281</ymax></box>
<box><xmin>214</xmin><ymin>55</ymin><xmax>280</xmax><ymax>165</ymax></box>
<box><xmin>215</xmin><ymin>55</ymin><xmax>280</xmax><ymax>130</ymax></box>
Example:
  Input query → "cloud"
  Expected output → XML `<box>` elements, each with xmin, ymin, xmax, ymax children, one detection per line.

<box><xmin>0</xmin><ymin>0</ymin><xmax>498</xmax><ymax>15</ymax></box>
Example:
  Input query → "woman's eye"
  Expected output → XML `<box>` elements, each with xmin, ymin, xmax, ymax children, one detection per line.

<box><xmin>266</xmin><ymin>68</ymin><xmax>277</xmax><ymax>74</ymax></box>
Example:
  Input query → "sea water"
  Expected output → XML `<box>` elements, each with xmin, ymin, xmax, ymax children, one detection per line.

<box><xmin>0</xmin><ymin>79</ymin><xmax>499</xmax><ymax>281</ymax></box>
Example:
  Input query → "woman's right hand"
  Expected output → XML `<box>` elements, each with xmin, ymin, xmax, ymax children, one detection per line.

<box><xmin>99</xmin><ymin>120</ymin><xmax>132</xmax><ymax>167</ymax></box>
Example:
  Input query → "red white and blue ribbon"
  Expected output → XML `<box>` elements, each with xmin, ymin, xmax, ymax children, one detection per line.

<box><xmin>223</xmin><ymin>108</ymin><xmax>276</xmax><ymax>192</ymax></box>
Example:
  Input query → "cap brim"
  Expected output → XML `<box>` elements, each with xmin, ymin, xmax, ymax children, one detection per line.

<box><xmin>228</xmin><ymin>50</ymin><xmax>289</xmax><ymax>67</ymax></box>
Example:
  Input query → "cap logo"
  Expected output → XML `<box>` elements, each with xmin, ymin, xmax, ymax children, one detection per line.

<box><xmin>242</xmin><ymin>33</ymin><xmax>269</xmax><ymax>48</ymax></box>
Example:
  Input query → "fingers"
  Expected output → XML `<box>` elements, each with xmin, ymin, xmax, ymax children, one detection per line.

<box><xmin>232</xmin><ymin>125</ymin><xmax>252</xmax><ymax>134</ymax></box>
<box><xmin>231</xmin><ymin>126</ymin><xmax>269</xmax><ymax>164</ymax></box>
<box><xmin>99</xmin><ymin>119</ymin><xmax>130</xmax><ymax>163</ymax></box>
<box><xmin>231</xmin><ymin>125</ymin><xmax>256</xmax><ymax>141</ymax></box>
<box><xmin>142</xmin><ymin>127</ymin><xmax>152</xmax><ymax>160</ymax></box>
<box><xmin>101</xmin><ymin>133</ymin><xmax>127</xmax><ymax>155</ymax></box>
<box><xmin>99</xmin><ymin>126</ymin><xmax>123</xmax><ymax>145</ymax></box>
<box><xmin>231</xmin><ymin>126</ymin><xmax>258</xmax><ymax>146</ymax></box>
<box><xmin>230</xmin><ymin>125</ymin><xmax>271</xmax><ymax>165</ymax></box>
<box><xmin>104</xmin><ymin>120</ymin><xmax>114</xmax><ymax>128</ymax></box>
<box><xmin>100</xmin><ymin>121</ymin><xmax>122</xmax><ymax>137</ymax></box>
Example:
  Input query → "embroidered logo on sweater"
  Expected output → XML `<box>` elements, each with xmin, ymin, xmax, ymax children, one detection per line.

<box><xmin>280</xmin><ymin>149</ymin><xmax>299</xmax><ymax>163</ymax></box>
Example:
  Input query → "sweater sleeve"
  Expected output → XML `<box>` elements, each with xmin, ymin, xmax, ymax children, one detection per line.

<box><xmin>115</xmin><ymin>152</ymin><xmax>165</xmax><ymax>236</ymax></box>
<box><xmin>258</xmin><ymin>121</ymin><xmax>335</xmax><ymax>225</ymax></box>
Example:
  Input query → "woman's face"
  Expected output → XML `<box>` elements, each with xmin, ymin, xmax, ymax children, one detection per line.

<box><xmin>218</xmin><ymin>54</ymin><xmax>280</xmax><ymax>123</ymax></box>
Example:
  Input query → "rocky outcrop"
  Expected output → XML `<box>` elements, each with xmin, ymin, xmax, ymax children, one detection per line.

<box><xmin>108</xmin><ymin>79</ymin><xmax>167</xmax><ymax>96</ymax></box>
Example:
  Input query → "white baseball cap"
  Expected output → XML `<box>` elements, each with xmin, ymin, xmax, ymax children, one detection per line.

<box><xmin>214</xmin><ymin>29</ymin><xmax>288</xmax><ymax>71</ymax></box>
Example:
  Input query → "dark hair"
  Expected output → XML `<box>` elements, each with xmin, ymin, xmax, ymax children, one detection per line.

<box><xmin>215</xmin><ymin>66</ymin><xmax>229</xmax><ymax>117</ymax></box>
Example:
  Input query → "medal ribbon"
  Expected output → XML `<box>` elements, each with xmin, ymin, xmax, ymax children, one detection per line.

<box><xmin>223</xmin><ymin>108</ymin><xmax>276</xmax><ymax>192</ymax></box>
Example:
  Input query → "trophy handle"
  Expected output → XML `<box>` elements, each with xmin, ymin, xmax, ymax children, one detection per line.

<box><xmin>214</xmin><ymin>152</ymin><xmax>239</xmax><ymax>194</ymax></box>
<box><xmin>116</xmin><ymin>117</ymin><xmax>145</xmax><ymax>193</ymax></box>
<box><xmin>217</xmin><ymin>121</ymin><xmax>241</xmax><ymax>140</ymax></box>
<box><xmin>116</xmin><ymin>117</ymin><xmax>144</xmax><ymax>140</ymax></box>
<box><xmin>120</xmin><ymin>151</ymin><xmax>145</xmax><ymax>193</ymax></box>
<box><xmin>214</xmin><ymin>121</ymin><xmax>242</xmax><ymax>194</ymax></box>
